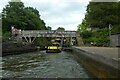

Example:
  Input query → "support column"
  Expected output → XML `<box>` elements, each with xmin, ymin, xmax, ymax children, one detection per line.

<box><xmin>76</xmin><ymin>34</ymin><xmax>84</xmax><ymax>46</ymax></box>
<box><xmin>23</xmin><ymin>36</ymin><xmax>29</xmax><ymax>43</ymax></box>
<box><xmin>32</xmin><ymin>37</ymin><xmax>37</xmax><ymax>43</ymax></box>
<box><xmin>29</xmin><ymin>37</ymin><xmax>32</xmax><ymax>43</ymax></box>
<box><xmin>70</xmin><ymin>37</ymin><xmax>73</xmax><ymax>46</ymax></box>
<box><xmin>16</xmin><ymin>35</ymin><xmax>22</xmax><ymax>43</ymax></box>
<box><xmin>60</xmin><ymin>37</ymin><xmax>64</xmax><ymax>47</ymax></box>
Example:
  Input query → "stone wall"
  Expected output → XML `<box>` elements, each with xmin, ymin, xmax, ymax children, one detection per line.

<box><xmin>110</xmin><ymin>34</ymin><xmax>120</xmax><ymax>47</ymax></box>
<box><xmin>76</xmin><ymin>35</ymin><xmax>84</xmax><ymax>46</ymax></box>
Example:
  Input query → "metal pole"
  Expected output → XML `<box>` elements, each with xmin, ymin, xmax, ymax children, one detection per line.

<box><xmin>70</xmin><ymin>36</ymin><xmax>73</xmax><ymax>46</ymax></box>
<box><xmin>109</xmin><ymin>24</ymin><xmax>111</xmax><ymax>47</ymax></box>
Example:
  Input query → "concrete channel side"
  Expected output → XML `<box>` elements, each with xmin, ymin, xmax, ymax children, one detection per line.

<box><xmin>72</xmin><ymin>47</ymin><xmax>120</xmax><ymax>78</ymax></box>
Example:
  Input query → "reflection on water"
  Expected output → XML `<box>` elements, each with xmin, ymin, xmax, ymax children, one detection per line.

<box><xmin>2</xmin><ymin>51</ymin><xmax>93</xmax><ymax>78</ymax></box>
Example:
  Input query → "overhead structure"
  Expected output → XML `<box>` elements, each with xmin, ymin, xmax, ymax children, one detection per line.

<box><xmin>11</xmin><ymin>27</ymin><xmax>83</xmax><ymax>46</ymax></box>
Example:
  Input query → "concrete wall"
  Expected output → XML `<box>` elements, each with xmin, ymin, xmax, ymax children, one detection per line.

<box><xmin>110</xmin><ymin>34</ymin><xmax>120</xmax><ymax>47</ymax></box>
<box><xmin>76</xmin><ymin>35</ymin><xmax>84</xmax><ymax>46</ymax></box>
<box><xmin>72</xmin><ymin>47</ymin><xmax>120</xmax><ymax>78</ymax></box>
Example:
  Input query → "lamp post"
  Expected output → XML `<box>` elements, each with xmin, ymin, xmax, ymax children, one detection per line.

<box><xmin>109</xmin><ymin>24</ymin><xmax>111</xmax><ymax>47</ymax></box>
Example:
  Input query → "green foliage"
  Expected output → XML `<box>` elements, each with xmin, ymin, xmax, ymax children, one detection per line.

<box><xmin>34</xmin><ymin>38</ymin><xmax>51</xmax><ymax>47</ymax></box>
<box><xmin>46</xmin><ymin>26</ymin><xmax>52</xmax><ymax>30</ymax></box>
<box><xmin>57</xmin><ymin>27</ymin><xmax>65</xmax><ymax>31</ymax></box>
<box><xmin>81</xmin><ymin>31</ymin><xmax>93</xmax><ymax>44</ymax></box>
<box><xmin>78</xmin><ymin>2</ymin><xmax>120</xmax><ymax>46</ymax></box>
<box><xmin>85</xmin><ymin>2</ymin><xmax>120</xmax><ymax>28</ymax></box>
<box><xmin>77</xmin><ymin>19</ymin><xmax>88</xmax><ymax>32</ymax></box>
<box><xmin>2</xmin><ymin>1</ymin><xmax>51</xmax><ymax>47</ymax></box>
<box><xmin>111</xmin><ymin>25</ymin><xmax>120</xmax><ymax>34</ymax></box>
<box><xmin>2</xmin><ymin>1</ymin><xmax>47</xmax><ymax>34</ymax></box>
<box><xmin>81</xmin><ymin>31</ymin><xmax>92</xmax><ymax>39</ymax></box>
<box><xmin>23</xmin><ymin>7</ymin><xmax>46</xmax><ymax>30</ymax></box>
<box><xmin>92</xmin><ymin>28</ymin><xmax>109</xmax><ymax>45</ymax></box>
<box><xmin>80</xmin><ymin>28</ymin><xmax>109</xmax><ymax>46</ymax></box>
<box><xmin>3</xmin><ymin>31</ymin><xmax>11</xmax><ymax>37</ymax></box>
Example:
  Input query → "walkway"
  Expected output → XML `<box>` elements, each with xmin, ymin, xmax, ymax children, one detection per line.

<box><xmin>73</xmin><ymin>47</ymin><xmax>120</xmax><ymax>78</ymax></box>
<box><xmin>75</xmin><ymin>47</ymin><xmax>119</xmax><ymax>61</ymax></box>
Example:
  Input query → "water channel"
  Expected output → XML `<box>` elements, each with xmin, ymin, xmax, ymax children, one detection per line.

<box><xmin>2</xmin><ymin>51</ymin><xmax>95</xmax><ymax>78</ymax></box>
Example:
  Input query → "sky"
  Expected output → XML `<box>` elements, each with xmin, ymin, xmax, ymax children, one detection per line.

<box><xmin>0</xmin><ymin>0</ymin><xmax>118</xmax><ymax>30</ymax></box>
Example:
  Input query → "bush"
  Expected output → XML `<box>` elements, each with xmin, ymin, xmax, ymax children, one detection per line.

<box><xmin>81</xmin><ymin>28</ymin><xmax>109</xmax><ymax>46</ymax></box>
<box><xmin>3</xmin><ymin>31</ymin><xmax>11</xmax><ymax>37</ymax></box>
<box><xmin>91</xmin><ymin>28</ymin><xmax>109</xmax><ymax>46</ymax></box>
<box><xmin>80</xmin><ymin>31</ymin><xmax>93</xmax><ymax>45</ymax></box>
<box><xmin>111</xmin><ymin>25</ymin><xmax>120</xmax><ymax>34</ymax></box>
<box><xmin>34</xmin><ymin>37</ymin><xmax>52</xmax><ymax>47</ymax></box>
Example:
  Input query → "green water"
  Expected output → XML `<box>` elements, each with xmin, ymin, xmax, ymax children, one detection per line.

<box><xmin>2</xmin><ymin>51</ymin><xmax>94</xmax><ymax>78</ymax></box>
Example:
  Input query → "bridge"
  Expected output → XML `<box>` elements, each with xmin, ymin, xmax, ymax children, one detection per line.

<box><xmin>11</xmin><ymin>26</ymin><xmax>83</xmax><ymax>46</ymax></box>
<box><xmin>2</xmin><ymin>27</ymin><xmax>119</xmax><ymax>78</ymax></box>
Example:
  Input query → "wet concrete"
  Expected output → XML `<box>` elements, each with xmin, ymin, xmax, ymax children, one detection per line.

<box><xmin>72</xmin><ymin>47</ymin><xmax>119</xmax><ymax>78</ymax></box>
<box><xmin>2</xmin><ymin>51</ymin><xmax>94</xmax><ymax>78</ymax></box>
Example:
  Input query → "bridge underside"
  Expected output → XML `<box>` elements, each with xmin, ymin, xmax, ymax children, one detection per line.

<box><xmin>19</xmin><ymin>36</ymin><xmax>77</xmax><ymax>46</ymax></box>
<box><xmin>12</xmin><ymin>29</ymin><xmax>83</xmax><ymax>46</ymax></box>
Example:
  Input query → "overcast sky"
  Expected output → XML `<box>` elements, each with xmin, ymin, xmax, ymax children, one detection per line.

<box><xmin>0</xmin><ymin>0</ymin><xmax>92</xmax><ymax>30</ymax></box>
<box><xmin>1</xmin><ymin>0</ymin><xmax>117</xmax><ymax>30</ymax></box>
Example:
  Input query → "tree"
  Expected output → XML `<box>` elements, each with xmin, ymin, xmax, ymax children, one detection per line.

<box><xmin>2</xmin><ymin>1</ymin><xmax>47</xmax><ymax>34</ymax></box>
<box><xmin>57</xmin><ymin>27</ymin><xmax>65</xmax><ymax>31</ymax></box>
<box><xmin>77</xmin><ymin>19</ymin><xmax>88</xmax><ymax>32</ymax></box>
<box><xmin>91</xmin><ymin>28</ymin><xmax>109</xmax><ymax>46</ymax></box>
<box><xmin>85</xmin><ymin>2</ymin><xmax>119</xmax><ymax>28</ymax></box>
<box><xmin>23</xmin><ymin>7</ymin><xmax>46</xmax><ymax>30</ymax></box>
<box><xmin>2</xmin><ymin>1</ymin><xmax>25</xmax><ymax>33</ymax></box>
<box><xmin>46</xmin><ymin>26</ymin><xmax>52</xmax><ymax>30</ymax></box>
<box><xmin>78</xmin><ymin>1</ymin><xmax>120</xmax><ymax>46</ymax></box>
